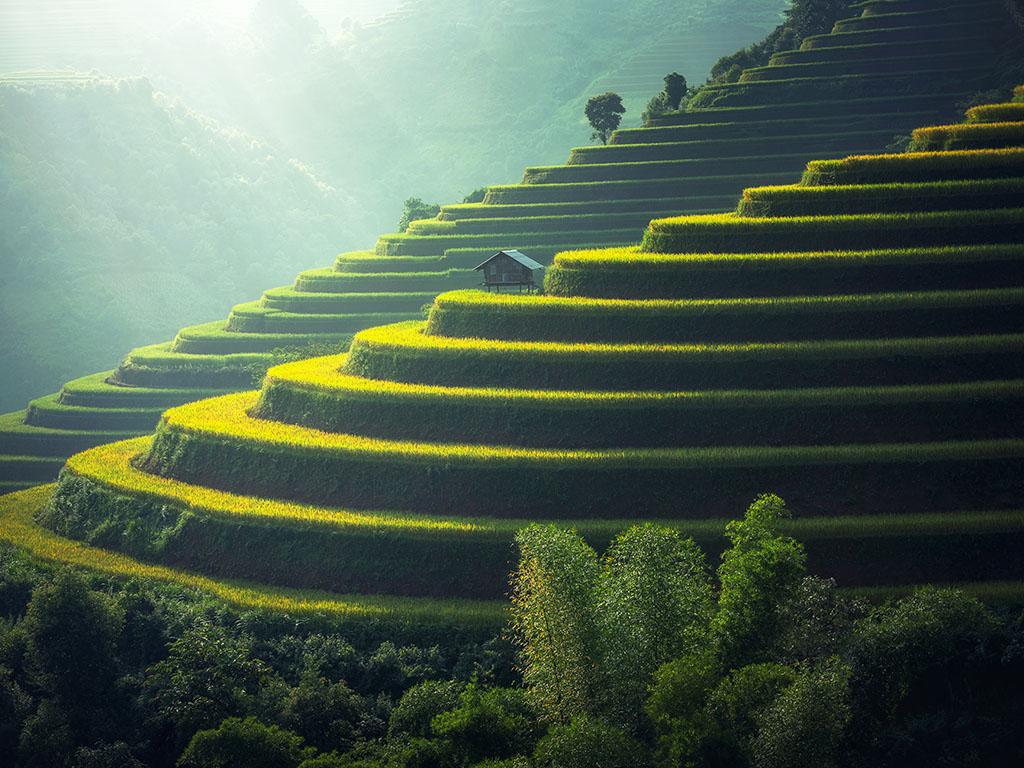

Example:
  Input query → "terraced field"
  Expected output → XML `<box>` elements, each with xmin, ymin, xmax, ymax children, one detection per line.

<box><xmin>0</xmin><ymin>0</ymin><xmax>1017</xmax><ymax>489</ymax></box>
<box><xmin>4</xmin><ymin>96</ymin><xmax>1022</xmax><ymax>622</ymax></box>
<box><xmin>585</xmin><ymin>4</ymin><xmax>783</xmax><ymax>117</ymax></box>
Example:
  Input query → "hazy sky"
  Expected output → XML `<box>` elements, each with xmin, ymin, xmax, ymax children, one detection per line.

<box><xmin>0</xmin><ymin>0</ymin><xmax>407</xmax><ymax>72</ymax></box>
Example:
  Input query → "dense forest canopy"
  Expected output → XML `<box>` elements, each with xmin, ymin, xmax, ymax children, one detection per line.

<box><xmin>2</xmin><ymin>497</ymin><xmax>1021</xmax><ymax>767</ymax></box>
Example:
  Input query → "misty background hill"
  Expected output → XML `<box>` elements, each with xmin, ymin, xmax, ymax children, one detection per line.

<box><xmin>0</xmin><ymin>0</ymin><xmax>785</xmax><ymax>412</ymax></box>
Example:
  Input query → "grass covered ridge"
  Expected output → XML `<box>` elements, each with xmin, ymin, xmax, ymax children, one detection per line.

<box><xmin>801</xmin><ymin>148</ymin><xmax>1024</xmax><ymax>185</ymax></box>
<box><xmin>254</xmin><ymin>355</ymin><xmax>1023</xmax><ymax>448</ymax></box>
<box><xmin>0</xmin><ymin>485</ymin><xmax>507</xmax><ymax>625</ymax></box>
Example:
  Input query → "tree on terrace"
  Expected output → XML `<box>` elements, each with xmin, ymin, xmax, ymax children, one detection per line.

<box><xmin>585</xmin><ymin>92</ymin><xmax>625</xmax><ymax>145</ymax></box>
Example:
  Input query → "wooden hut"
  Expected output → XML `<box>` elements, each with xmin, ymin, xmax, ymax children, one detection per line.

<box><xmin>474</xmin><ymin>250</ymin><xmax>544</xmax><ymax>293</ymax></box>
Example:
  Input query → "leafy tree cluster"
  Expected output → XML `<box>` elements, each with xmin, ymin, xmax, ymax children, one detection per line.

<box><xmin>0</xmin><ymin>546</ymin><xmax>514</xmax><ymax>768</ymax></box>
<box><xmin>708</xmin><ymin>0</ymin><xmax>853</xmax><ymax>84</ymax></box>
<box><xmin>396</xmin><ymin>198</ymin><xmax>442</xmax><ymax>233</ymax></box>
<box><xmin>642</xmin><ymin>73</ymin><xmax>690</xmax><ymax>124</ymax></box>
<box><xmin>2</xmin><ymin>494</ymin><xmax>1023</xmax><ymax>767</ymax></box>
<box><xmin>396</xmin><ymin>188</ymin><xmax>487</xmax><ymax>233</ymax></box>
<box><xmin>510</xmin><ymin>495</ymin><xmax>1024</xmax><ymax>768</ymax></box>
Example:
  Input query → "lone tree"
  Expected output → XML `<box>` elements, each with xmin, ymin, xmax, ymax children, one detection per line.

<box><xmin>585</xmin><ymin>92</ymin><xmax>625</xmax><ymax>145</ymax></box>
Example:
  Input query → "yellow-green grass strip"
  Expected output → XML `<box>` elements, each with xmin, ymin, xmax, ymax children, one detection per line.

<box><xmin>173</xmin><ymin>320</ymin><xmax>353</xmax><ymax>344</ymax></box>
<box><xmin>648</xmin><ymin>94</ymin><xmax>958</xmax><ymax>126</ymax></box>
<box><xmin>910</xmin><ymin>122</ymin><xmax>1024</xmax><ymax>150</ymax></box>
<box><xmin>61</xmin><ymin>438</ymin><xmax>1024</xmax><ymax>543</ymax></box>
<box><xmin>614</xmin><ymin>111</ymin><xmax>939</xmax><ymax>143</ymax></box>
<box><xmin>0</xmin><ymin>410</ymin><xmax>137</xmax><ymax>440</ymax></box>
<box><xmin>640</xmin><ymin>208</ymin><xmax>1024</xmax><ymax>254</ymax></box>
<box><xmin>0</xmin><ymin>410</ymin><xmax>143</xmax><ymax>458</ymax></box>
<box><xmin>113</xmin><ymin>342</ymin><xmax>284</xmax><ymax>389</ymax></box>
<box><xmin>738</xmin><ymin>177</ymin><xmax>1024</xmax><ymax>207</ymax></box>
<box><xmin>56</xmin><ymin>371</ymin><xmax>228</xmax><ymax>406</ymax></box>
<box><xmin>567</xmin><ymin>130</ymin><xmax>898</xmax><ymax>162</ymax></box>
<box><xmin>361</xmin><ymin>320</ymin><xmax>1024</xmax><ymax>366</ymax></box>
<box><xmin>226</xmin><ymin>308</ymin><xmax>419</xmax><ymax>334</ymax></box>
<box><xmin>769</xmin><ymin>37</ymin><xmax>987</xmax><ymax>64</ymax></box>
<box><xmin>169</xmin><ymin>324</ymin><xmax>354</xmax><ymax>355</ymax></box>
<box><xmin>832</xmin><ymin>5</ymin><xmax>1000</xmax><ymax>31</ymax></box>
<box><xmin>405</xmin><ymin>219</ymin><xmax>456</xmax><ymax>234</ymax></box>
<box><xmin>801</xmin><ymin>148</ymin><xmax>1024</xmax><ymax>184</ymax></box>
<box><xmin>550</xmin><ymin>244</ymin><xmax>1024</xmax><ymax>271</ymax></box>
<box><xmin>63</xmin><ymin>438</ymin><xmax>493</xmax><ymax>538</ymax></box>
<box><xmin>644</xmin><ymin>208</ymin><xmax>1024</xmax><ymax>237</ymax></box>
<box><xmin>967</xmin><ymin>104</ymin><xmax>1024</xmax><ymax>124</ymax></box>
<box><xmin>0</xmin><ymin>485</ymin><xmax>507</xmax><ymax>626</ymax></box>
<box><xmin>264</xmin><ymin>353</ymin><xmax>1024</xmax><ymax>411</ymax></box>
<box><xmin>437</xmin><ymin>197</ymin><xmax>705</xmax><ymax>219</ymax></box>
<box><xmin>296</xmin><ymin>266</ymin><xmax>468</xmax><ymax>285</ymax></box>
<box><xmin>739</xmin><ymin>52</ymin><xmax>979</xmax><ymax>83</ymax></box>
<box><xmin>122</xmin><ymin>342</ymin><xmax>273</xmax><ymax>369</ymax></box>
<box><xmin>688</xmin><ymin>67</ymin><xmax>993</xmax><ymax>107</ymax></box>
<box><xmin>519</xmin><ymin>151</ymin><xmax>863</xmax><ymax>184</ymax></box>
<box><xmin>262</xmin><ymin>287</ymin><xmax>437</xmax><ymax>304</ymax></box>
<box><xmin>156</xmin><ymin>390</ymin><xmax>1024</xmax><ymax>470</ymax></box>
<box><xmin>375</xmin><ymin>229</ymin><xmax>640</xmax><ymax>252</ymax></box>
<box><xmin>29</xmin><ymin>394</ymin><xmax>165</xmax><ymax>418</ymax></box>
<box><xmin>427</xmin><ymin>286</ymin><xmax>1024</xmax><ymax>319</ymax></box>
<box><xmin>482</xmin><ymin>174</ymin><xmax>797</xmax><ymax>205</ymax></box>
<box><xmin>440</xmin><ymin>212</ymin><xmax>661</xmax><ymax>234</ymax></box>
<box><xmin>334</xmin><ymin>256</ymin><xmax>447</xmax><ymax>272</ymax></box>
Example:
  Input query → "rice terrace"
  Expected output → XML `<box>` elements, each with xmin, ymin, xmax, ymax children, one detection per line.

<box><xmin>1</xmin><ymin>0</ymin><xmax>1023</xmax><ymax>766</ymax></box>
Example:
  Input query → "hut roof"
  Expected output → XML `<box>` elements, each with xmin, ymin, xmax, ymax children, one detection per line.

<box><xmin>473</xmin><ymin>249</ymin><xmax>545</xmax><ymax>271</ymax></box>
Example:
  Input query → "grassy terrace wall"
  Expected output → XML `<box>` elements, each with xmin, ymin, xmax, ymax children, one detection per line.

<box><xmin>10</xmin><ymin>93</ymin><xmax>1021</xmax><ymax>618</ymax></box>
<box><xmin>3</xmin><ymin>4</ymin><xmax>1022</xmax><ymax>621</ymax></box>
<box><xmin>542</xmin><ymin>245</ymin><xmax>1024</xmax><ymax>299</ymax></box>
<box><xmin>10</xmin><ymin>0</ymin><xmax>1010</xmax><ymax>486</ymax></box>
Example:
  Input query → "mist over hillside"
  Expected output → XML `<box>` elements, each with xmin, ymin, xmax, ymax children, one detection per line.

<box><xmin>0</xmin><ymin>75</ymin><xmax>369</xmax><ymax>412</ymax></box>
<box><xmin>0</xmin><ymin>0</ymin><xmax>786</xmax><ymax>412</ymax></box>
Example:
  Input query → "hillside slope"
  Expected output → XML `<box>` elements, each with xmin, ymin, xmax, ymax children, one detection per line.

<box><xmin>0</xmin><ymin>73</ymin><xmax>369</xmax><ymax>413</ymax></box>
<box><xmin>0</xmin><ymin>0</ymin><xmax>1020</xmax><ymax>490</ymax></box>
<box><xmin>4</xmin><ymin>89</ymin><xmax>1023</xmax><ymax>622</ymax></box>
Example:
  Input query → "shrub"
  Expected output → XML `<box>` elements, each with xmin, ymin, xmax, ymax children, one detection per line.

<box><xmin>177</xmin><ymin>717</ymin><xmax>314</xmax><ymax>768</ymax></box>
<box><xmin>397</xmin><ymin>198</ymin><xmax>441</xmax><ymax>233</ymax></box>
<box><xmin>533</xmin><ymin>714</ymin><xmax>646</xmax><ymax>768</ymax></box>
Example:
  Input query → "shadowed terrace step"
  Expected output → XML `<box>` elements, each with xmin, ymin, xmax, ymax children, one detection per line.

<box><xmin>130</xmin><ymin>391</ymin><xmax>1024</xmax><ymax>519</ymax></box>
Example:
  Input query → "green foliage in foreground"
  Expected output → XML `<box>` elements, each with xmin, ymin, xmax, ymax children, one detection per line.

<box><xmin>2</xmin><ymin>490</ymin><xmax>1024</xmax><ymax>767</ymax></box>
<box><xmin>510</xmin><ymin>497</ymin><xmax>1024</xmax><ymax>768</ymax></box>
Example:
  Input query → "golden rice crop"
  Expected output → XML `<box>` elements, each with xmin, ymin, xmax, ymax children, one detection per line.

<box><xmin>0</xmin><ymin>486</ymin><xmax>507</xmax><ymax>626</ymax></box>
<box><xmin>64</xmin><ymin>437</ymin><xmax>496</xmax><ymax>537</ymax></box>
<box><xmin>151</xmin><ymin>389</ymin><xmax>1024</xmax><ymax>470</ymax></box>
<box><xmin>911</xmin><ymin>122</ymin><xmax>1024</xmax><ymax>143</ymax></box>
<box><xmin>427</xmin><ymin>287</ymin><xmax>1024</xmax><ymax>318</ymax></box>
<box><xmin>550</xmin><ymin>244</ymin><xmax>1024</xmax><ymax>270</ymax></box>
<box><xmin>262</xmin><ymin>355</ymin><xmax>1024</xmax><ymax>411</ymax></box>
<box><xmin>804</xmin><ymin>147</ymin><xmax>1024</xmax><ymax>174</ymax></box>
<box><xmin>644</xmin><ymin>207</ymin><xmax>1024</xmax><ymax>235</ymax></box>
<box><xmin>6</xmin><ymin>486</ymin><xmax>1023</xmax><ymax>612</ymax></box>
<box><xmin>351</xmin><ymin>320</ymin><xmax>1024</xmax><ymax>364</ymax></box>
